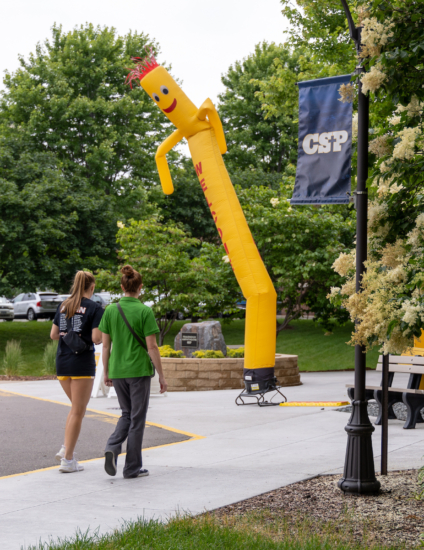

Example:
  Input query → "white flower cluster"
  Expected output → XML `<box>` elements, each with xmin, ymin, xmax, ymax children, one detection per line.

<box><xmin>369</xmin><ymin>135</ymin><xmax>391</xmax><ymax>157</ymax></box>
<box><xmin>374</xmin><ymin>174</ymin><xmax>402</xmax><ymax>196</ymax></box>
<box><xmin>338</xmin><ymin>83</ymin><xmax>355</xmax><ymax>103</ymax></box>
<box><xmin>332</xmin><ymin>252</ymin><xmax>355</xmax><ymax>277</ymax></box>
<box><xmin>270</xmin><ymin>198</ymin><xmax>280</xmax><ymax>207</ymax></box>
<box><xmin>397</xmin><ymin>96</ymin><xmax>423</xmax><ymax>118</ymax></box>
<box><xmin>389</xmin><ymin>115</ymin><xmax>401</xmax><ymax>126</ymax></box>
<box><xmin>117</xmin><ymin>221</ymin><xmax>125</xmax><ymax>228</ymax></box>
<box><xmin>415</xmin><ymin>213</ymin><xmax>424</xmax><ymax>228</ymax></box>
<box><xmin>393</xmin><ymin>127</ymin><xmax>420</xmax><ymax>160</ymax></box>
<box><xmin>368</xmin><ymin>201</ymin><xmax>387</xmax><ymax>226</ymax></box>
<box><xmin>361</xmin><ymin>64</ymin><xmax>387</xmax><ymax>94</ymax></box>
<box><xmin>379</xmin><ymin>159</ymin><xmax>393</xmax><ymax>173</ymax></box>
<box><xmin>352</xmin><ymin>113</ymin><xmax>358</xmax><ymax>141</ymax></box>
<box><xmin>401</xmin><ymin>300</ymin><xmax>423</xmax><ymax>326</ymax></box>
<box><xmin>222</xmin><ymin>255</ymin><xmax>230</xmax><ymax>263</ymax></box>
<box><xmin>361</xmin><ymin>16</ymin><xmax>394</xmax><ymax>58</ymax></box>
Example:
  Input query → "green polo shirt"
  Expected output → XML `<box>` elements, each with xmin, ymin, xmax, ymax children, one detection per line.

<box><xmin>98</xmin><ymin>298</ymin><xmax>159</xmax><ymax>379</ymax></box>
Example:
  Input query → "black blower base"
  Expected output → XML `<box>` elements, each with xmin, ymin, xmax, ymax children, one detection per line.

<box><xmin>235</xmin><ymin>374</ymin><xmax>287</xmax><ymax>407</ymax></box>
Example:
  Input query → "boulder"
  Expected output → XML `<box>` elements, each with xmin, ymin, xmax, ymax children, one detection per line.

<box><xmin>174</xmin><ymin>321</ymin><xmax>227</xmax><ymax>358</ymax></box>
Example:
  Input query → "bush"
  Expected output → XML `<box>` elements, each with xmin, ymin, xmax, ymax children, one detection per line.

<box><xmin>192</xmin><ymin>350</ymin><xmax>225</xmax><ymax>359</ymax></box>
<box><xmin>42</xmin><ymin>340</ymin><xmax>58</xmax><ymax>375</ymax></box>
<box><xmin>3</xmin><ymin>340</ymin><xmax>24</xmax><ymax>376</ymax></box>
<box><xmin>159</xmin><ymin>345</ymin><xmax>185</xmax><ymax>358</ymax></box>
<box><xmin>227</xmin><ymin>347</ymin><xmax>245</xmax><ymax>358</ymax></box>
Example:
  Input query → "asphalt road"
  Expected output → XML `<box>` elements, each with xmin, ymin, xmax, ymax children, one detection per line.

<box><xmin>0</xmin><ymin>390</ymin><xmax>190</xmax><ymax>477</ymax></box>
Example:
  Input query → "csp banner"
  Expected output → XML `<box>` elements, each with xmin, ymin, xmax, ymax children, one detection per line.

<box><xmin>291</xmin><ymin>74</ymin><xmax>352</xmax><ymax>205</ymax></box>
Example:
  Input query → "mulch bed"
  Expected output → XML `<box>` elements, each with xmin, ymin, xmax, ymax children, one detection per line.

<box><xmin>0</xmin><ymin>375</ymin><xmax>56</xmax><ymax>381</ymax></box>
<box><xmin>213</xmin><ymin>470</ymin><xmax>424</xmax><ymax>548</ymax></box>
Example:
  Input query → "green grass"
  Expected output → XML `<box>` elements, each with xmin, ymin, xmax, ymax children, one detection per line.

<box><xmin>25</xmin><ymin>515</ymin><xmax>401</xmax><ymax>550</ymax></box>
<box><xmin>163</xmin><ymin>319</ymin><xmax>379</xmax><ymax>372</ymax></box>
<box><xmin>0</xmin><ymin>318</ymin><xmax>379</xmax><ymax>377</ymax></box>
<box><xmin>0</xmin><ymin>321</ymin><xmax>52</xmax><ymax>375</ymax></box>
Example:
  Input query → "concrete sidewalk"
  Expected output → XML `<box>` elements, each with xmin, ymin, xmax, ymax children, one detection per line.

<box><xmin>1</xmin><ymin>371</ymin><xmax>423</xmax><ymax>550</ymax></box>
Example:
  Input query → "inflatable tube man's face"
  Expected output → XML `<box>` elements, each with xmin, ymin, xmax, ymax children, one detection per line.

<box><xmin>127</xmin><ymin>53</ymin><xmax>208</xmax><ymax>137</ymax></box>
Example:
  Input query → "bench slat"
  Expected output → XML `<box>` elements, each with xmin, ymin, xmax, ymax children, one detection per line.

<box><xmin>377</xmin><ymin>355</ymin><xmax>424</xmax><ymax>365</ymax></box>
<box><xmin>376</xmin><ymin>364</ymin><xmax>424</xmax><ymax>374</ymax></box>
<box><xmin>346</xmin><ymin>384</ymin><xmax>424</xmax><ymax>395</ymax></box>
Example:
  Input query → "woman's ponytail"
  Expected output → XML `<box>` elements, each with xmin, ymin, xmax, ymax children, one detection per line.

<box><xmin>61</xmin><ymin>271</ymin><xmax>95</xmax><ymax>318</ymax></box>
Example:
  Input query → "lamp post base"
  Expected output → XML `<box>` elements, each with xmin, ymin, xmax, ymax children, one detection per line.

<box><xmin>338</xmin><ymin>399</ymin><xmax>381</xmax><ymax>494</ymax></box>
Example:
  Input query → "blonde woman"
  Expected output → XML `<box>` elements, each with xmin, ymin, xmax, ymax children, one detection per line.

<box><xmin>50</xmin><ymin>271</ymin><xmax>103</xmax><ymax>473</ymax></box>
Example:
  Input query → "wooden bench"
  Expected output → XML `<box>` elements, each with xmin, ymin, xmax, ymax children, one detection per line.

<box><xmin>347</xmin><ymin>355</ymin><xmax>424</xmax><ymax>429</ymax></box>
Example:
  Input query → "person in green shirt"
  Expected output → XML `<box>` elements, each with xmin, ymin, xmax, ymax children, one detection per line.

<box><xmin>99</xmin><ymin>264</ymin><xmax>168</xmax><ymax>479</ymax></box>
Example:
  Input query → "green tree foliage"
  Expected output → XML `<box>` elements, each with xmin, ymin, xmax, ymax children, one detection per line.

<box><xmin>237</xmin><ymin>183</ymin><xmax>355</xmax><ymax>333</ymax></box>
<box><xmin>218</xmin><ymin>42</ymin><xmax>301</xmax><ymax>174</ymax></box>
<box><xmin>280</xmin><ymin>0</ymin><xmax>356</xmax><ymax>69</ymax></box>
<box><xmin>0</xmin><ymin>24</ymin><xmax>169</xmax><ymax>206</ymax></box>
<box><xmin>0</xmin><ymin>24</ymin><xmax>170</xmax><ymax>292</ymax></box>
<box><xmin>95</xmin><ymin>219</ymin><xmax>238</xmax><ymax>344</ymax></box>
<box><xmin>0</xmin><ymin>135</ymin><xmax>117</xmax><ymax>294</ymax></box>
<box><xmin>150</xmin><ymin>159</ymin><xmax>217</xmax><ymax>242</ymax></box>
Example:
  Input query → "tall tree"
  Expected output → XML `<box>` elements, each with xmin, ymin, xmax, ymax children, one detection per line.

<box><xmin>218</xmin><ymin>42</ymin><xmax>301</xmax><ymax>175</ymax></box>
<box><xmin>0</xmin><ymin>134</ymin><xmax>117</xmax><ymax>294</ymax></box>
<box><xmin>96</xmin><ymin>219</ymin><xmax>238</xmax><ymax>344</ymax></box>
<box><xmin>0</xmin><ymin>24</ymin><xmax>170</xmax><ymax>213</ymax></box>
<box><xmin>0</xmin><ymin>24</ymin><xmax>172</xmax><ymax>292</ymax></box>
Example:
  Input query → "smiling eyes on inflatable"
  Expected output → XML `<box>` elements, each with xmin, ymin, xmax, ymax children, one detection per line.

<box><xmin>152</xmin><ymin>86</ymin><xmax>170</xmax><ymax>102</ymax></box>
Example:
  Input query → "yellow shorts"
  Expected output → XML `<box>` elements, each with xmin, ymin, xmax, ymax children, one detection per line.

<box><xmin>57</xmin><ymin>376</ymin><xmax>95</xmax><ymax>381</ymax></box>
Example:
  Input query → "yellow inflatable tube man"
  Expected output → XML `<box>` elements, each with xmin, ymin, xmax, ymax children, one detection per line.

<box><xmin>127</xmin><ymin>52</ymin><xmax>277</xmax><ymax>381</ymax></box>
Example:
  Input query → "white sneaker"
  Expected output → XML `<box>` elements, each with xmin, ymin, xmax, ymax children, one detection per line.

<box><xmin>59</xmin><ymin>458</ymin><xmax>84</xmax><ymax>473</ymax></box>
<box><xmin>55</xmin><ymin>445</ymin><xmax>66</xmax><ymax>462</ymax></box>
<box><xmin>55</xmin><ymin>446</ymin><xmax>77</xmax><ymax>463</ymax></box>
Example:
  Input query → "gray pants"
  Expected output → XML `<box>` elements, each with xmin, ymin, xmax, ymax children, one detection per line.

<box><xmin>105</xmin><ymin>377</ymin><xmax>151</xmax><ymax>478</ymax></box>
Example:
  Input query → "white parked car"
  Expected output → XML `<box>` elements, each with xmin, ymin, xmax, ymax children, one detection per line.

<box><xmin>0</xmin><ymin>297</ymin><xmax>14</xmax><ymax>321</ymax></box>
<box><xmin>11</xmin><ymin>292</ymin><xmax>60</xmax><ymax>321</ymax></box>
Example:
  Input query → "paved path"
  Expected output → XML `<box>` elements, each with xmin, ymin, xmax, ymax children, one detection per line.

<box><xmin>0</xmin><ymin>390</ymin><xmax>189</xmax><ymax>476</ymax></box>
<box><xmin>1</xmin><ymin>372</ymin><xmax>423</xmax><ymax>550</ymax></box>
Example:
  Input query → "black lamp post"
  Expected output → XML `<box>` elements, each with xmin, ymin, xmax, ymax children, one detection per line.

<box><xmin>338</xmin><ymin>0</ymin><xmax>381</xmax><ymax>494</ymax></box>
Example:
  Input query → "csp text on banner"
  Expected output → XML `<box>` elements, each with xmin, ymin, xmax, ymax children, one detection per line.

<box><xmin>291</xmin><ymin>74</ymin><xmax>353</xmax><ymax>205</ymax></box>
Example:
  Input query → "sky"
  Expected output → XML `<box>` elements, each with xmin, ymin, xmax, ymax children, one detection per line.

<box><xmin>0</xmin><ymin>0</ymin><xmax>289</xmax><ymax>107</ymax></box>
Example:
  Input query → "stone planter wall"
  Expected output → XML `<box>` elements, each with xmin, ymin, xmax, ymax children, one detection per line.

<box><xmin>161</xmin><ymin>353</ymin><xmax>301</xmax><ymax>392</ymax></box>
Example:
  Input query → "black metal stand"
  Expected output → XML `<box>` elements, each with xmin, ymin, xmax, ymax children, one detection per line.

<box><xmin>236</xmin><ymin>377</ymin><xmax>287</xmax><ymax>407</ymax></box>
<box><xmin>338</xmin><ymin>1</ymin><xmax>380</xmax><ymax>494</ymax></box>
<box><xmin>381</xmin><ymin>354</ymin><xmax>389</xmax><ymax>475</ymax></box>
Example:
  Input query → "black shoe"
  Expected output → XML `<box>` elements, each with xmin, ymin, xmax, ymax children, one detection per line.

<box><xmin>104</xmin><ymin>451</ymin><xmax>117</xmax><ymax>476</ymax></box>
<box><xmin>125</xmin><ymin>468</ymin><xmax>149</xmax><ymax>479</ymax></box>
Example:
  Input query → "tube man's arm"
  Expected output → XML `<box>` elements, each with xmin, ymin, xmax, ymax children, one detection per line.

<box><xmin>197</xmin><ymin>99</ymin><xmax>227</xmax><ymax>155</ymax></box>
<box><xmin>155</xmin><ymin>129</ymin><xmax>184</xmax><ymax>195</ymax></box>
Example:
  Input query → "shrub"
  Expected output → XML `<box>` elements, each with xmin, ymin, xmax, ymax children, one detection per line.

<box><xmin>192</xmin><ymin>350</ymin><xmax>225</xmax><ymax>359</ymax></box>
<box><xmin>159</xmin><ymin>345</ymin><xmax>185</xmax><ymax>358</ymax></box>
<box><xmin>42</xmin><ymin>340</ymin><xmax>58</xmax><ymax>375</ymax></box>
<box><xmin>227</xmin><ymin>347</ymin><xmax>245</xmax><ymax>358</ymax></box>
<box><xmin>3</xmin><ymin>340</ymin><xmax>24</xmax><ymax>376</ymax></box>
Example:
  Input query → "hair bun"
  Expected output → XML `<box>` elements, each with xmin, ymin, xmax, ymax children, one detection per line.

<box><xmin>121</xmin><ymin>265</ymin><xmax>134</xmax><ymax>279</ymax></box>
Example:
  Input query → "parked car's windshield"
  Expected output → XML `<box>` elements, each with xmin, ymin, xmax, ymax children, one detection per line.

<box><xmin>0</xmin><ymin>297</ymin><xmax>10</xmax><ymax>304</ymax></box>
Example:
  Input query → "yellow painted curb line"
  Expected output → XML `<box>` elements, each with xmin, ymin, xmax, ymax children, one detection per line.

<box><xmin>0</xmin><ymin>388</ymin><xmax>205</xmax><ymax>481</ymax></box>
<box><xmin>280</xmin><ymin>401</ymin><xmax>349</xmax><ymax>407</ymax></box>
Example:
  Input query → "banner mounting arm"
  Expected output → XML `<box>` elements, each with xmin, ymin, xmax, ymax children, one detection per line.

<box><xmin>340</xmin><ymin>0</ymin><xmax>359</xmax><ymax>45</ymax></box>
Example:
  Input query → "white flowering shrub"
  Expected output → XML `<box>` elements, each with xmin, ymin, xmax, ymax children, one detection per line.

<box><xmin>328</xmin><ymin>0</ymin><xmax>424</xmax><ymax>354</ymax></box>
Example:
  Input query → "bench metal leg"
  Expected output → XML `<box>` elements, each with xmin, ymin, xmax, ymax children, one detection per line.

<box><xmin>373</xmin><ymin>390</ymin><xmax>401</xmax><ymax>425</ymax></box>
<box><xmin>402</xmin><ymin>393</ymin><xmax>424</xmax><ymax>429</ymax></box>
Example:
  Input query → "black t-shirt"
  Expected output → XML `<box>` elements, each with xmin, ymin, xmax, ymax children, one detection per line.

<box><xmin>53</xmin><ymin>297</ymin><xmax>104</xmax><ymax>376</ymax></box>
